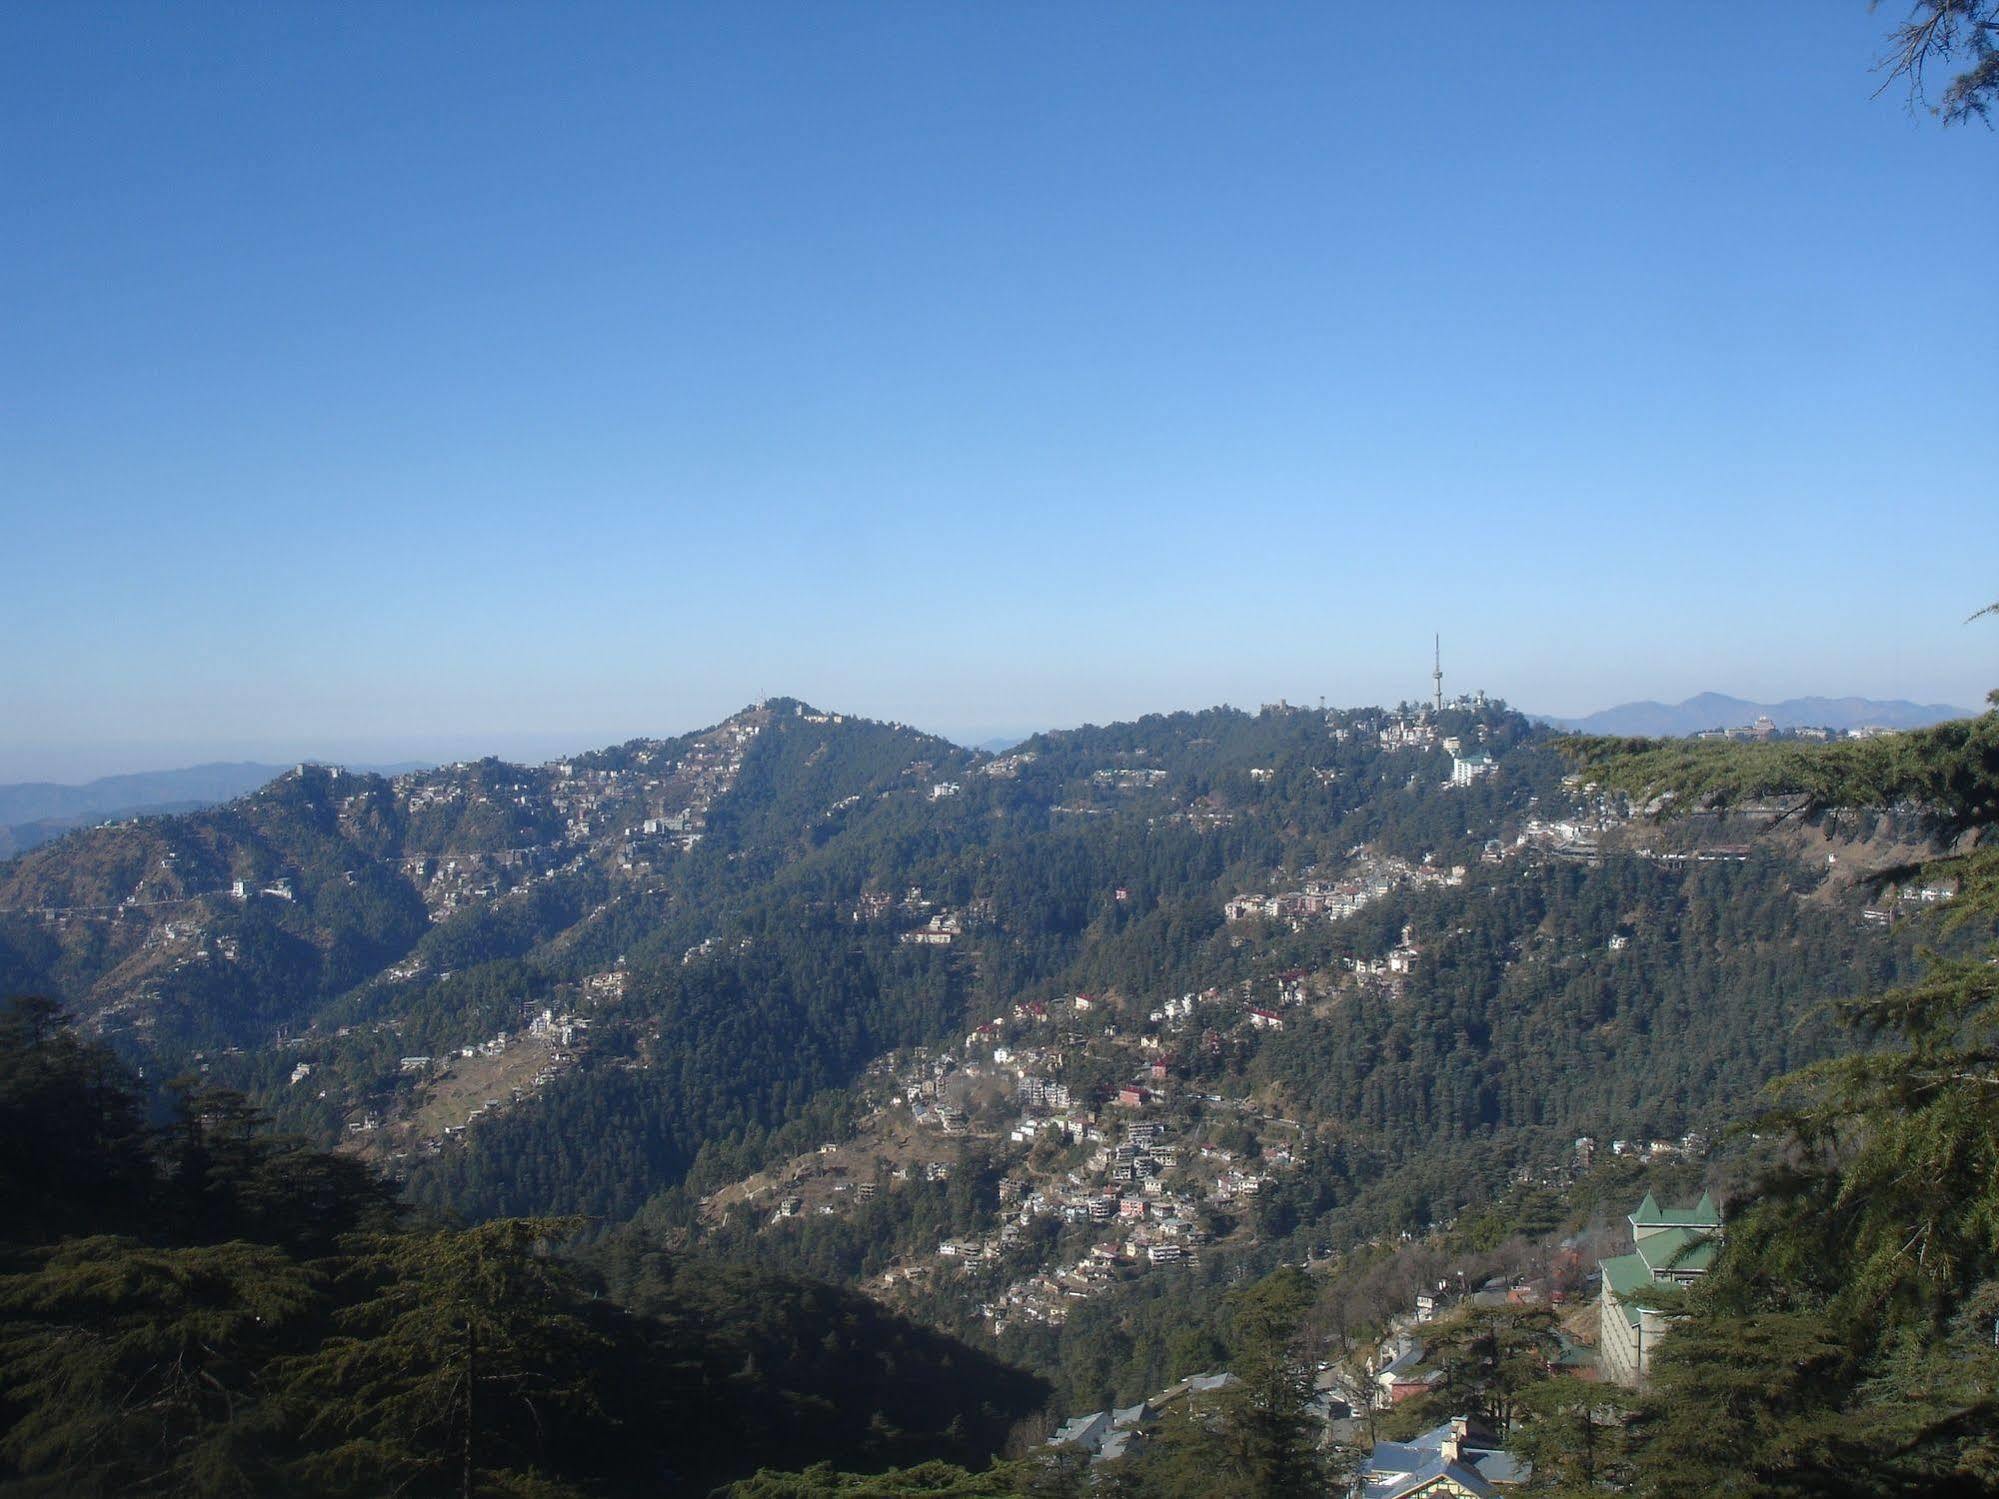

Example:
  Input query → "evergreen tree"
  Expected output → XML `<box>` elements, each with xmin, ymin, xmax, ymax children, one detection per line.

<box><xmin>0</xmin><ymin>1000</ymin><xmax>1047</xmax><ymax>1495</ymax></box>
<box><xmin>720</xmin><ymin>1459</ymin><xmax>1028</xmax><ymax>1497</ymax></box>
<box><xmin>1509</xmin><ymin>1375</ymin><xmax>1634</xmax><ymax>1495</ymax></box>
<box><xmin>0</xmin><ymin>996</ymin><xmax>152</xmax><ymax>1244</ymax></box>
<box><xmin>271</xmin><ymin>1219</ymin><xmax>610</xmax><ymax>1498</ymax></box>
<box><xmin>1410</xmin><ymin>1304</ymin><xmax>1559</xmax><ymax>1438</ymax></box>
<box><xmin>0</xmin><ymin>1236</ymin><xmax>317</xmax><ymax>1498</ymax></box>
<box><xmin>1135</xmin><ymin>1268</ymin><xmax>1331</xmax><ymax>1499</ymax></box>
<box><xmin>160</xmin><ymin>1080</ymin><xmax>401</xmax><ymax>1254</ymax></box>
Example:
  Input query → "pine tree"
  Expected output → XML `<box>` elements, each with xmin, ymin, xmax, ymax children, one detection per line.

<box><xmin>1135</xmin><ymin>1268</ymin><xmax>1329</xmax><ymax>1499</ymax></box>
<box><xmin>270</xmin><ymin>1218</ymin><xmax>609</xmax><ymax>1498</ymax></box>
<box><xmin>1508</xmin><ymin>1375</ymin><xmax>1634</xmax><ymax>1495</ymax></box>
<box><xmin>160</xmin><ymin>1080</ymin><xmax>401</xmax><ymax>1253</ymax></box>
<box><xmin>1412</xmin><ymin>1303</ymin><xmax>1559</xmax><ymax>1438</ymax></box>
<box><xmin>0</xmin><ymin>1236</ymin><xmax>318</xmax><ymax>1497</ymax></box>
<box><xmin>0</xmin><ymin>996</ymin><xmax>154</xmax><ymax>1244</ymax></box>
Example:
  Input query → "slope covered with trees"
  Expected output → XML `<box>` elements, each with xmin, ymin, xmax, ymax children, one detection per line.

<box><xmin>0</xmin><ymin>996</ymin><xmax>1045</xmax><ymax>1496</ymax></box>
<box><xmin>0</xmin><ymin>691</ymin><xmax>1949</xmax><ymax>1440</ymax></box>
<box><xmin>1558</xmin><ymin>694</ymin><xmax>1999</xmax><ymax>1496</ymax></box>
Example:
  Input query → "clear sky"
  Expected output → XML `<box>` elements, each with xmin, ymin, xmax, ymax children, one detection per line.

<box><xmin>3</xmin><ymin>4</ymin><xmax>1994</xmax><ymax>781</ymax></box>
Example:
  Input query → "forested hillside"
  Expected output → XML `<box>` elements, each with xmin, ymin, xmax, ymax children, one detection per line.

<box><xmin>0</xmin><ymin>694</ymin><xmax>1937</xmax><ymax>1416</ymax></box>
<box><xmin>0</xmin><ymin>997</ymin><xmax>1045</xmax><ymax>1495</ymax></box>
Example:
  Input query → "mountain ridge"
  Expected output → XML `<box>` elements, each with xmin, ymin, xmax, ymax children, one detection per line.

<box><xmin>0</xmin><ymin>759</ymin><xmax>436</xmax><ymax>860</ymax></box>
<box><xmin>1536</xmin><ymin>692</ymin><xmax>1975</xmax><ymax>737</ymax></box>
<box><xmin>0</xmin><ymin>761</ymin><xmax>296</xmax><ymax>826</ymax></box>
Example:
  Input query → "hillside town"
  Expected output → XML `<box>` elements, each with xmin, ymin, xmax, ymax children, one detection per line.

<box><xmin>1224</xmin><ymin>851</ymin><xmax>1465</xmax><ymax>929</ymax></box>
<box><xmin>1031</xmin><ymin>1181</ymin><xmax>1726</xmax><ymax>1492</ymax></box>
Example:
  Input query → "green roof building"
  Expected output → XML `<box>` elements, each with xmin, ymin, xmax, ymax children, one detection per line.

<box><xmin>1598</xmin><ymin>1192</ymin><xmax>1722</xmax><ymax>1385</ymax></box>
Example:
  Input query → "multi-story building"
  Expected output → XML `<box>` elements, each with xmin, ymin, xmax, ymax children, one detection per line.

<box><xmin>1598</xmin><ymin>1191</ymin><xmax>1723</xmax><ymax>1384</ymax></box>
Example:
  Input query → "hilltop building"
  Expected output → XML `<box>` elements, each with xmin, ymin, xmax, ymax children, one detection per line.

<box><xmin>1598</xmin><ymin>1191</ymin><xmax>1723</xmax><ymax>1384</ymax></box>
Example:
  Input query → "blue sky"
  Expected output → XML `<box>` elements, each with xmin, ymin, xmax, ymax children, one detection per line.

<box><xmin>3</xmin><ymin>4</ymin><xmax>1994</xmax><ymax>780</ymax></box>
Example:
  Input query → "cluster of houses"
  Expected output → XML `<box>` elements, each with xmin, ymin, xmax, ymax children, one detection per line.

<box><xmin>850</xmin><ymin>884</ymin><xmax>983</xmax><ymax>948</ymax></box>
<box><xmin>1162</xmin><ymin>803</ymin><xmax>1239</xmax><ymax>832</ymax></box>
<box><xmin>1001</xmin><ymin>1105</ymin><xmax>1301</xmax><ymax>1321</ymax></box>
<box><xmin>1694</xmin><ymin>716</ymin><xmax>1899</xmax><ymax>743</ymax></box>
<box><xmin>901</xmin><ymin>912</ymin><xmax>962</xmax><ymax>946</ymax></box>
<box><xmin>228</xmin><ymin>875</ymin><xmax>293</xmax><ymax>901</ymax></box>
<box><xmin>431</xmin><ymin>1006</ymin><xmax>590</xmax><ymax>1137</ymax></box>
<box><xmin>1206</xmin><ymin>1194</ymin><xmax>1717</xmax><ymax>1495</ymax></box>
<box><xmin>1224</xmin><ymin>850</ymin><xmax>1465</xmax><ymax>928</ymax></box>
<box><xmin>1863</xmin><ymin>880</ymin><xmax>1957</xmax><ymax>926</ymax></box>
<box><xmin>1092</xmin><ymin>766</ymin><xmax>1170</xmax><ymax>791</ymax></box>
<box><xmin>761</xmin><ymin>995</ymin><xmax>1724</xmax><ymax>1375</ymax></box>
<box><xmin>608</xmin><ymin>719</ymin><xmax>764</xmax><ymax>862</ymax></box>
<box><xmin>1482</xmin><ymin>806</ymin><xmax>1630</xmax><ymax>866</ymax></box>
<box><xmin>134</xmin><ymin>920</ymin><xmax>245</xmax><ymax>979</ymax></box>
<box><xmin>402</xmin><ymin>778</ymin><xmax>469</xmax><ymax>818</ymax></box>
<box><xmin>1358</xmin><ymin>1416</ymin><xmax>1526</xmax><ymax>1498</ymax></box>
<box><xmin>979</xmin><ymin>750</ymin><xmax>1036</xmax><ymax>779</ymax></box>
<box><xmin>629</xmin><ymin>807</ymin><xmax>700</xmax><ymax>851</ymax></box>
<box><xmin>1044</xmin><ymin>1366</ymin><xmax>1528</xmax><ymax>1499</ymax></box>
<box><xmin>1339</xmin><ymin>925</ymin><xmax>1426</xmax><ymax>984</ymax></box>
<box><xmin>771</xmin><ymin>1154</ymin><xmax>951</xmax><ymax>1225</ymax></box>
<box><xmin>808</xmin><ymin>989</ymin><xmax>1319</xmax><ymax>1329</ymax></box>
<box><xmin>1322</xmin><ymin>1184</ymin><xmax>1722</xmax><ymax>1410</ymax></box>
<box><xmin>312</xmin><ymin>981</ymin><xmax>614</xmax><ymax>1166</ymax></box>
<box><xmin>550</xmin><ymin>711</ymin><xmax>764</xmax><ymax>870</ymax></box>
<box><xmin>402</xmin><ymin>851</ymin><xmax>541</xmax><ymax>923</ymax></box>
<box><xmin>1335</xmin><ymin>1189</ymin><xmax>1722</xmax><ymax>1403</ymax></box>
<box><xmin>1571</xmin><ymin>1134</ymin><xmax>1708</xmax><ymax>1172</ymax></box>
<box><xmin>1378</xmin><ymin>715</ymin><xmax>1441</xmax><ymax>752</ymax></box>
<box><xmin>1044</xmin><ymin>1373</ymin><xmax>1240</xmax><ymax>1467</ymax></box>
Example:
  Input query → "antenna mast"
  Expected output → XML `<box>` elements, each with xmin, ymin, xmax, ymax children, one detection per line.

<box><xmin>1432</xmin><ymin>635</ymin><xmax>1444</xmax><ymax>713</ymax></box>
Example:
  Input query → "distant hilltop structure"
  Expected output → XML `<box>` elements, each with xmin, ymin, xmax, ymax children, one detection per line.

<box><xmin>1407</xmin><ymin>636</ymin><xmax>1486</xmax><ymax>717</ymax></box>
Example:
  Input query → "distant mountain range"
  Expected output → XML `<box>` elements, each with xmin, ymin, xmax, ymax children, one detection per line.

<box><xmin>1537</xmin><ymin>693</ymin><xmax>1977</xmax><ymax>738</ymax></box>
<box><xmin>0</xmin><ymin>760</ymin><xmax>431</xmax><ymax>859</ymax></box>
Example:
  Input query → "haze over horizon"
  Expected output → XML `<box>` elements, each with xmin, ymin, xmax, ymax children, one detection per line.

<box><xmin>5</xmin><ymin>5</ymin><xmax>1994</xmax><ymax>784</ymax></box>
<box><xmin>0</xmin><ymin>679</ymin><xmax>1985</xmax><ymax>787</ymax></box>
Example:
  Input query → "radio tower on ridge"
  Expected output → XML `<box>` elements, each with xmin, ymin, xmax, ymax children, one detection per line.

<box><xmin>1432</xmin><ymin>635</ymin><xmax>1444</xmax><ymax>713</ymax></box>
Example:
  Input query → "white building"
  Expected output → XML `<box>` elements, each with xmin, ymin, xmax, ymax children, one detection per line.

<box><xmin>1450</xmin><ymin>751</ymin><xmax>1497</xmax><ymax>786</ymax></box>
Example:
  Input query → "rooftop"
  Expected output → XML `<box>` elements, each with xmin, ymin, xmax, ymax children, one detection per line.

<box><xmin>1362</xmin><ymin>1417</ymin><xmax>1526</xmax><ymax>1497</ymax></box>
<box><xmin>1631</xmin><ymin>1189</ymin><xmax>1720</xmax><ymax>1230</ymax></box>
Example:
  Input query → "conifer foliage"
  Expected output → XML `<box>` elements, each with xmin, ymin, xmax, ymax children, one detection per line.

<box><xmin>0</xmin><ymin>997</ymin><xmax>1046</xmax><ymax>1497</ymax></box>
<box><xmin>1125</xmin><ymin>1268</ymin><xmax>1342</xmax><ymax>1499</ymax></box>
